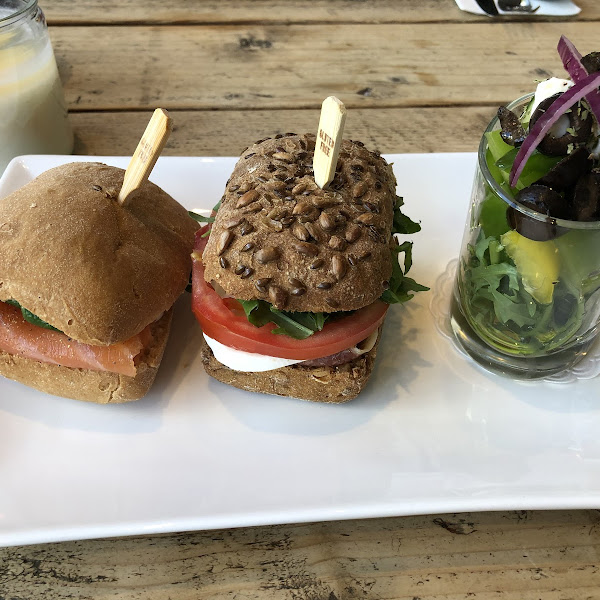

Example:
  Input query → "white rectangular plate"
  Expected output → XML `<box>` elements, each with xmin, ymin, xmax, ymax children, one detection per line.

<box><xmin>1</xmin><ymin>154</ymin><xmax>599</xmax><ymax>548</ymax></box>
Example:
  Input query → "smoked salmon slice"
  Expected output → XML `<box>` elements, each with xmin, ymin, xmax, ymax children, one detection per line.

<box><xmin>0</xmin><ymin>301</ymin><xmax>152</xmax><ymax>377</ymax></box>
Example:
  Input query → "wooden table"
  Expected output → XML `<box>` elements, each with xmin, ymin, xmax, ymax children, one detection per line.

<box><xmin>2</xmin><ymin>1</ymin><xmax>600</xmax><ymax>597</ymax></box>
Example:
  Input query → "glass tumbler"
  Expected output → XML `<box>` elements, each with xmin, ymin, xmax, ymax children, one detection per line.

<box><xmin>451</xmin><ymin>95</ymin><xmax>600</xmax><ymax>379</ymax></box>
<box><xmin>0</xmin><ymin>0</ymin><xmax>73</xmax><ymax>174</ymax></box>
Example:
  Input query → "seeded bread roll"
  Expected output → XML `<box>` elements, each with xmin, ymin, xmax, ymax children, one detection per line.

<box><xmin>203</xmin><ymin>134</ymin><xmax>396</xmax><ymax>312</ymax></box>
<box><xmin>0</xmin><ymin>309</ymin><xmax>173</xmax><ymax>404</ymax></box>
<box><xmin>200</xmin><ymin>331</ymin><xmax>381</xmax><ymax>403</ymax></box>
<box><xmin>0</xmin><ymin>162</ymin><xmax>198</xmax><ymax>345</ymax></box>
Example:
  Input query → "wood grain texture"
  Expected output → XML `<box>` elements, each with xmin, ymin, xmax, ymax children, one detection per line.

<box><xmin>5</xmin><ymin>1</ymin><xmax>600</xmax><ymax>597</ymax></box>
<box><xmin>40</xmin><ymin>0</ymin><xmax>600</xmax><ymax>24</ymax></box>
<box><xmin>70</xmin><ymin>107</ymin><xmax>493</xmax><ymax>156</ymax></box>
<box><xmin>1</xmin><ymin>511</ymin><xmax>599</xmax><ymax>599</ymax></box>
<box><xmin>50</xmin><ymin>22</ymin><xmax>600</xmax><ymax>112</ymax></box>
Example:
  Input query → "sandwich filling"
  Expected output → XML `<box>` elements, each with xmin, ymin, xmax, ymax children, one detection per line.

<box><xmin>0</xmin><ymin>300</ymin><xmax>153</xmax><ymax>377</ymax></box>
<box><xmin>192</xmin><ymin>226</ymin><xmax>389</xmax><ymax>369</ymax></box>
<box><xmin>203</xmin><ymin>328</ymin><xmax>379</xmax><ymax>372</ymax></box>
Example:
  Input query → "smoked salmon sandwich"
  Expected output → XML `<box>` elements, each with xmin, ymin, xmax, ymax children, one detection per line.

<box><xmin>0</xmin><ymin>162</ymin><xmax>198</xmax><ymax>403</ymax></box>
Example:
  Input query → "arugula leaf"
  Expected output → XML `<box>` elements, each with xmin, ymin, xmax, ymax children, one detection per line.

<box><xmin>5</xmin><ymin>300</ymin><xmax>61</xmax><ymax>332</ymax></box>
<box><xmin>189</xmin><ymin>199</ymin><xmax>223</xmax><ymax>230</ymax></box>
<box><xmin>188</xmin><ymin>211</ymin><xmax>214</xmax><ymax>224</ymax></box>
<box><xmin>238</xmin><ymin>299</ymin><xmax>337</xmax><ymax>340</ymax></box>
<box><xmin>461</xmin><ymin>232</ymin><xmax>586</xmax><ymax>355</ymax></box>
<box><xmin>381</xmin><ymin>200</ymin><xmax>429</xmax><ymax>305</ymax></box>
<box><xmin>392</xmin><ymin>196</ymin><xmax>421</xmax><ymax>235</ymax></box>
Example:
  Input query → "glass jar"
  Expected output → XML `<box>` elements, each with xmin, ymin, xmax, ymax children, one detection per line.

<box><xmin>451</xmin><ymin>94</ymin><xmax>600</xmax><ymax>378</ymax></box>
<box><xmin>0</xmin><ymin>0</ymin><xmax>73</xmax><ymax>174</ymax></box>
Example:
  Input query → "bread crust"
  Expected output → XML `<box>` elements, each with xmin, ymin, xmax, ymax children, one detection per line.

<box><xmin>0</xmin><ymin>310</ymin><xmax>173</xmax><ymax>404</ymax></box>
<box><xmin>0</xmin><ymin>162</ymin><xmax>198</xmax><ymax>345</ymax></box>
<box><xmin>200</xmin><ymin>332</ymin><xmax>380</xmax><ymax>403</ymax></box>
<box><xmin>203</xmin><ymin>134</ymin><xmax>396</xmax><ymax>313</ymax></box>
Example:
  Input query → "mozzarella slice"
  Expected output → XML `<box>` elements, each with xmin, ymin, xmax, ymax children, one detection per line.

<box><xmin>203</xmin><ymin>329</ymin><xmax>380</xmax><ymax>373</ymax></box>
<box><xmin>530</xmin><ymin>77</ymin><xmax>573</xmax><ymax>116</ymax></box>
<box><xmin>203</xmin><ymin>334</ymin><xmax>302</xmax><ymax>372</ymax></box>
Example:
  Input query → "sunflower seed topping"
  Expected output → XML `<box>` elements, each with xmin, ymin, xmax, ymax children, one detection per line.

<box><xmin>291</xmin><ymin>287</ymin><xmax>306</xmax><ymax>296</ymax></box>
<box><xmin>331</xmin><ymin>255</ymin><xmax>347</xmax><ymax>280</ymax></box>
<box><xmin>255</xmin><ymin>247</ymin><xmax>280</xmax><ymax>264</ymax></box>
<box><xmin>292</xmin><ymin>223</ymin><xmax>310</xmax><ymax>241</ymax></box>
<box><xmin>352</xmin><ymin>181</ymin><xmax>368</xmax><ymax>198</ymax></box>
<box><xmin>236</xmin><ymin>189</ymin><xmax>259</xmax><ymax>208</ymax></box>
<box><xmin>269</xmin><ymin>286</ymin><xmax>288</xmax><ymax>309</ymax></box>
<box><xmin>356</xmin><ymin>212</ymin><xmax>376</xmax><ymax>226</ymax></box>
<box><xmin>292</xmin><ymin>201</ymin><xmax>312</xmax><ymax>215</ymax></box>
<box><xmin>272</xmin><ymin>152</ymin><xmax>293</xmax><ymax>162</ymax></box>
<box><xmin>292</xmin><ymin>182</ymin><xmax>307</xmax><ymax>195</ymax></box>
<box><xmin>345</xmin><ymin>225</ymin><xmax>362</xmax><ymax>243</ymax></box>
<box><xmin>224</xmin><ymin>217</ymin><xmax>243</xmax><ymax>229</ymax></box>
<box><xmin>328</xmin><ymin>236</ymin><xmax>346</xmax><ymax>251</ymax></box>
<box><xmin>241</xmin><ymin>201</ymin><xmax>263</xmax><ymax>214</ymax></box>
<box><xmin>292</xmin><ymin>241</ymin><xmax>319</xmax><ymax>256</ymax></box>
<box><xmin>217</xmin><ymin>231</ymin><xmax>234</xmax><ymax>255</ymax></box>
<box><xmin>318</xmin><ymin>212</ymin><xmax>335</xmax><ymax>232</ymax></box>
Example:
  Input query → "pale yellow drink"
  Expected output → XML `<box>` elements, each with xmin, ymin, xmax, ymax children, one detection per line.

<box><xmin>0</xmin><ymin>3</ymin><xmax>73</xmax><ymax>173</ymax></box>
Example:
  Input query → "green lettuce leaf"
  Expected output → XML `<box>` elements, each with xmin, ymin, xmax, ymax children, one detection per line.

<box><xmin>5</xmin><ymin>299</ymin><xmax>61</xmax><ymax>332</ymax></box>
<box><xmin>238</xmin><ymin>299</ymin><xmax>337</xmax><ymax>340</ymax></box>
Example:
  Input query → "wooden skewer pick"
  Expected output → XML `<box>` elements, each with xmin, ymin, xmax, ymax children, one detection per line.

<box><xmin>313</xmin><ymin>96</ymin><xmax>347</xmax><ymax>189</ymax></box>
<box><xmin>118</xmin><ymin>108</ymin><xmax>173</xmax><ymax>205</ymax></box>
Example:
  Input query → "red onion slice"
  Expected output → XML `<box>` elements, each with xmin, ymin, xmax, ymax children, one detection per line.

<box><xmin>557</xmin><ymin>35</ymin><xmax>600</xmax><ymax>124</ymax></box>
<box><xmin>509</xmin><ymin>71</ymin><xmax>600</xmax><ymax>188</ymax></box>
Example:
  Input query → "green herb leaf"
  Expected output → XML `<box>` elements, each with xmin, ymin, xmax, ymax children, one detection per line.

<box><xmin>238</xmin><ymin>299</ymin><xmax>338</xmax><ymax>340</ymax></box>
<box><xmin>5</xmin><ymin>300</ymin><xmax>61</xmax><ymax>332</ymax></box>
<box><xmin>188</xmin><ymin>211</ymin><xmax>214</xmax><ymax>224</ymax></box>
<box><xmin>381</xmin><ymin>200</ymin><xmax>428</xmax><ymax>305</ymax></box>
<box><xmin>381</xmin><ymin>243</ymin><xmax>428</xmax><ymax>304</ymax></box>
<box><xmin>392</xmin><ymin>196</ymin><xmax>421</xmax><ymax>235</ymax></box>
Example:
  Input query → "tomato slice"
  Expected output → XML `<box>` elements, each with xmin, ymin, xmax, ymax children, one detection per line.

<box><xmin>191</xmin><ymin>227</ymin><xmax>388</xmax><ymax>360</ymax></box>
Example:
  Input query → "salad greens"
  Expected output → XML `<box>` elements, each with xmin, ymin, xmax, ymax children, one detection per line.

<box><xmin>461</xmin><ymin>232</ymin><xmax>583</xmax><ymax>355</ymax></box>
<box><xmin>238</xmin><ymin>299</ymin><xmax>336</xmax><ymax>340</ymax></box>
<box><xmin>5</xmin><ymin>299</ymin><xmax>61</xmax><ymax>332</ymax></box>
<box><xmin>381</xmin><ymin>196</ymin><xmax>429</xmax><ymax>304</ymax></box>
<box><xmin>459</xmin><ymin>100</ymin><xmax>600</xmax><ymax>357</ymax></box>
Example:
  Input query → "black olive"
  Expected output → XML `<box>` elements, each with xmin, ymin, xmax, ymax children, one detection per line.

<box><xmin>507</xmin><ymin>184</ymin><xmax>565</xmax><ymax>241</ymax></box>
<box><xmin>498</xmin><ymin>106</ymin><xmax>526</xmax><ymax>146</ymax></box>
<box><xmin>582</xmin><ymin>51</ymin><xmax>600</xmax><ymax>74</ymax></box>
<box><xmin>530</xmin><ymin>93</ymin><xmax>593</xmax><ymax>156</ymax></box>
<box><xmin>572</xmin><ymin>169</ymin><xmax>600</xmax><ymax>222</ymax></box>
<box><xmin>553</xmin><ymin>292</ymin><xmax>577</xmax><ymax>327</ymax></box>
<box><xmin>536</xmin><ymin>146</ymin><xmax>593</xmax><ymax>191</ymax></box>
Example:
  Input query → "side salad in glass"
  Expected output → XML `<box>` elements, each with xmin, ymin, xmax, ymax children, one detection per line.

<box><xmin>452</xmin><ymin>36</ymin><xmax>600</xmax><ymax>377</ymax></box>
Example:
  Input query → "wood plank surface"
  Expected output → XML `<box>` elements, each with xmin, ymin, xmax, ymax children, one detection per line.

<box><xmin>1</xmin><ymin>511</ymin><xmax>599</xmax><ymax>599</ymax></box>
<box><xmin>70</xmin><ymin>107</ymin><xmax>494</xmax><ymax>156</ymax></box>
<box><xmin>4</xmin><ymin>1</ymin><xmax>600</xmax><ymax>598</ymax></box>
<box><xmin>50</xmin><ymin>22</ymin><xmax>599</xmax><ymax>112</ymax></box>
<box><xmin>40</xmin><ymin>0</ymin><xmax>600</xmax><ymax>24</ymax></box>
